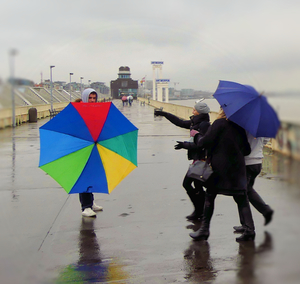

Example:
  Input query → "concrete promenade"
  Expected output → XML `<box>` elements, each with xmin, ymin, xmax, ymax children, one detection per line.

<box><xmin>0</xmin><ymin>100</ymin><xmax>300</xmax><ymax>284</ymax></box>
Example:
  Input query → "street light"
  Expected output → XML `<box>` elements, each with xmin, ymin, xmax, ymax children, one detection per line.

<box><xmin>69</xmin><ymin>72</ymin><xmax>73</xmax><ymax>102</ymax></box>
<box><xmin>9</xmin><ymin>48</ymin><xmax>18</xmax><ymax>127</ymax></box>
<box><xmin>88</xmin><ymin>79</ymin><xmax>91</xmax><ymax>87</ymax></box>
<box><xmin>50</xmin><ymin>65</ymin><xmax>55</xmax><ymax>111</ymax></box>
<box><xmin>80</xmin><ymin>77</ymin><xmax>84</xmax><ymax>93</ymax></box>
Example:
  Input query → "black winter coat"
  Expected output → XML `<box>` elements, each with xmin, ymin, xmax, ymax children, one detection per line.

<box><xmin>194</xmin><ymin>118</ymin><xmax>251</xmax><ymax>195</ymax></box>
<box><xmin>161</xmin><ymin>112</ymin><xmax>210</xmax><ymax>160</ymax></box>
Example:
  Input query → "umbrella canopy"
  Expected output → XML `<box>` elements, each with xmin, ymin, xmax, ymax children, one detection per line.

<box><xmin>39</xmin><ymin>102</ymin><xmax>138</xmax><ymax>194</ymax></box>
<box><xmin>213</xmin><ymin>80</ymin><xmax>280</xmax><ymax>138</ymax></box>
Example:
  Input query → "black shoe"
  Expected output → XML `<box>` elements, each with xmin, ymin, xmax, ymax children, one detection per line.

<box><xmin>186</xmin><ymin>211</ymin><xmax>202</xmax><ymax>221</ymax></box>
<box><xmin>233</xmin><ymin>226</ymin><xmax>246</xmax><ymax>233</ymax></box>
<box><xmin>264</xmin><ymin>210</ymin><xmax>274</xmax><ymax>226</ymax></box>
<box><xmin>236</xmin><ymin>231</ymin><xmax>256</xmax><ymax>242</ymax></box>
<box><xmin>189</xmin><ymin>228</ymin><xmax>209</xmax><ymax>241</ymax></box>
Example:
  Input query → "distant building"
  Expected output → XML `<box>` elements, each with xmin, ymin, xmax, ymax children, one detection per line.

<box><xmin>8</xmin><ymin>78</ymin><xmax>34</xmax><ymax>87</ymax></box>
<box><xmin>110</xmin><ymin>66</ymin><xmax>138</xmax><ymax>99</ymax></box>
<box><xmin>181</xmin><ymin>89</ymin><xmax>195</xmax><ymax>97</ymax></box>
<box><xmin>90</xmin><ymin>82</ymin><xmax>109</xmax><ymax>95</ymax></box>
<box><xmin>65</xmin><ymin>82</ymin><xmax>78</xmax><ymax>91</ymax></box>
<box><xmin>194</xmin><ymin>90</ymin><xmax>213</xmax><ymax>99</ymax></box>
<box><xmin>43</xmin><ymin>80</ymin><xmax>64</xmax><ymax>90</ymax></box>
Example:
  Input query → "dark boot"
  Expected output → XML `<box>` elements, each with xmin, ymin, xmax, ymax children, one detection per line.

<box><xmin>233</xmin><ymin>195</ymin><xmax>255</xmax><ymax>242</ymax></box>
<box><xmin>186</xmin><ymin>190</ymin><xmax>205</xmax><ymax>221</ymax></box>
<box><xmin>189</xmin><ymin>225</ymin><xmax>210</xmax><ymax>240</ymax></box>
<box><xmin>233</xmin><ymin>226</ymin><xmax>246</xmax><ymax>233</ymax></box>
<box><xmin>189</xmin><ymin>193</ymin><xmax>215</xmax><ymax>241</ymax></box>
<box><xmin>186</xmin><ymin>210</ymin><xmax>199</xmax><ymax>221</ymax></box>
<box><xmin>236</xmin><ymin>230</ymin><xmax>256</xmax><ymax>242</ymax></box>
<box><xmin>264</xmin><ymin>209</ymin><xmax>274</xmax><ymax>226</ymax></box>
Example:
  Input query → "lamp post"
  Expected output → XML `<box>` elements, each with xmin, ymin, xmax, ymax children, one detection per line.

<box><xmin>50</xmin><ymin>65</ymin><xmax>55</xmax><ymax>111</ymax></box>
<box><xmin>69</xmin><ymin>72</ymin><xmax>73</xmax><ymax>102</ymax></box>
<box><xmin>80</xmin><ymin>77</ymin><xmax>84</xmax><ymax>93</ymax></box>
<box><xmin>9</xmin><ymin>48</ymin><xmax>18</xmax><ymax>128</ymax></box>
<box><xmin>88</xmin><ymin>79</ymin><xmax>91</xmax><ymax>87</ymax></box>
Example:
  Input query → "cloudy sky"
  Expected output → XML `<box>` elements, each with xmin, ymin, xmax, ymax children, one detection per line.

<box><xmin>1</xmin><ymin>0</ymin><xmax>300</xmax><ymax>93</ymax></box>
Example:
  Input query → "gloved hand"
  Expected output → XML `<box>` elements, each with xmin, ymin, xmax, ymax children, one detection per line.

<box><xmin>190</xmin><ymin>129</ymin><xmax>199</xmax><ymax>137</ymax></box>
<box><xmin>174</xmin><ymin>141</ymin><xmax>184</xmax><ymax>150</ymax></box>
<box><xmin>154</xmin><ymin>109</ymin><xmax>166</xmax><ymax>117</ymax></box>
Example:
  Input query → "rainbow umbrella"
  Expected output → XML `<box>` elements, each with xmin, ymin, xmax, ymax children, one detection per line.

<box><xmin>39</xmin><ymin>102</ymin><xmax>138</xmax><ymax>194</ymax></box>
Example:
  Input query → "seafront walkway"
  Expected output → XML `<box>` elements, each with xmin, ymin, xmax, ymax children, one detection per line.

<box><xmin>0</xmin><ymin>99</ymin><xmax>300</xmax><ymax>283</ymax></box>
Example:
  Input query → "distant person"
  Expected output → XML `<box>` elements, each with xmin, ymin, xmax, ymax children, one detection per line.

<box><xmin>176</xmin><ymin>108</ymin><xmax>255</xmax><ymax>242</ymax></box>
<box><xmin>127</xmin><ymin>95</ymin><xmax>133</xmax><ymax>106</ymax></box>
<box><xmin>121</xmin><ymin>95</ymin><xmax>128</xmax><ymax>106</ymax></box>
<box><xmin>233</xmin><ymin>133</ymin><xmax>274</xmax><ymax>233</ymax></box>
<box><xmin>78</xmin><ymin>88</ymin><xmax>103</xmax><ymax>217</ymax></box>
<box><xmin>154</xmin><ymin>100</ymin><xmax>211</xmax><ymax>221</ymax></box>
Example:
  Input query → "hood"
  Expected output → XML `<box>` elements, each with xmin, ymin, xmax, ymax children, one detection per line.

<box><xmin>81</xmin><ymin>88</ymin><xmax>98</xmax><ymax>102</ymax></box>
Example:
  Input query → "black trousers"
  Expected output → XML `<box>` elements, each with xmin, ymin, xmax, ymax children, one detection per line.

<box><xmin>246</xmin><ymin>164</ymin><xmax>272</xmax><ymax>216</ymax></box>
<box><xmin>79</xmin><ymin>193</ymin><xmax>94</xmax><ymax>211</ymax></box>
<box><xmin>182</xmin><ymin>175</ymin><xmax>204</xmax><ymax>195</ymax></box>
<box><xmin>183</xmin><ymin>174</ymin><xmax>206</xmax><ymax>214</ymax></box>
<box><xmin>203</xmin><ymin>192</ymin><xmax>255</xmax><ymax>232</ymax></box>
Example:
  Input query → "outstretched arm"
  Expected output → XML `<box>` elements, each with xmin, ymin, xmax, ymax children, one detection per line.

<box><xmin>154</xmin><ymin>110</ymin><xmax>191</xmax><ymax>129</ymax></box>
<box><xmin>174</xmin><ymin>140</ymin><xmax>199</xmax><ymax>150</ymax></box>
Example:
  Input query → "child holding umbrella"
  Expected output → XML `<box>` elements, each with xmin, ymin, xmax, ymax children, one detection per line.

<box><xmin>78</xmin><ymin>88</ymin><xmax>103</xmax><ymax>217</ymax></box>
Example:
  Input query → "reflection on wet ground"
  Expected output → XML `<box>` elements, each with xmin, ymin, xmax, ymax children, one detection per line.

<box><xmin>236</xmin><ymin>232</ymin><xmax>273</xmax><ymax>284</ymax></box>
<box><xmin>183</xmin><ymin>224</ymin><xmax>273</xmax><ymax>284</ymax></box>
<box><xmin>184</xmin><ymin>241</ymin><xmax>217</xmax><ymax>283</ymax></box>
<box><xmin>54</xmin><ymin>218</ymin><xmax>129</xmax><ymax>283</ymax></box>
<box><xmin>262</xmin><ymin>147</ymin><xmax>300</xmax><ymax>189</ymax></box>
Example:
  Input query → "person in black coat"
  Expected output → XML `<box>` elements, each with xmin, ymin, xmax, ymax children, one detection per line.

<box><xmin>154</xmin><ymin>100</ymin><xmax>210</xmax><ymax>220</ymax></box>
<box><xmin>175</xmin><ymin>108</ymin><xmax>255</xmax><ymax>242</ymax></box>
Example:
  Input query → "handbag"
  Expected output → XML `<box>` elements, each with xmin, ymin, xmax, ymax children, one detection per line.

<box><xmin>186</xmin><ymin>160</ymin><xmax>213</xmax><ymax>182</ymax></box>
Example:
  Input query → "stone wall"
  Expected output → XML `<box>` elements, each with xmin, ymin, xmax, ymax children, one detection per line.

<box><xmin>0</xmin><ymin>102</ymin><xmax>69</xmax><ymax>128</ymax></box>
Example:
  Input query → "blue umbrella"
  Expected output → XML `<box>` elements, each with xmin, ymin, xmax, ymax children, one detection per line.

<box><xmin>213</xmin><ymin>80</ymin><xmax>280</xmax><ymax>138</ymax></box>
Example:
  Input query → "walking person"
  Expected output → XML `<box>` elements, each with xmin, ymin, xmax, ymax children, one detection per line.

<box><xmin>175</xmin><ymin>108</ymin><xmax>256</xmax><ymax>241</ymax></box>
<box><xmin>122</xmin><ymin>95</ymin><xmax>128</xmax><ymax>106</ymax></box>
<box><xmin>234</xmin><ymin>133</ymin><xmax>274</xmax><ymax>233</ymax></box>
<box><xmin>127</xmin><ymin>95</ymin><xmax>133</xmax><ymax>106</ymax></box>
<box><xmin>154</xmin><ymin>100</ymin><xmax>211</xmax><ymax>220</ymax></box>
<box><xmin>79</xmin><ymin>88</ymin><xmax>103</xmax><ymax>217</ymax></box>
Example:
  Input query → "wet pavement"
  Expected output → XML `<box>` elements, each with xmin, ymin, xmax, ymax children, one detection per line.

<box><xmin>0</xmin><ymin>100</ymin><xmax>300</xmax><ymax>284</ymax></box>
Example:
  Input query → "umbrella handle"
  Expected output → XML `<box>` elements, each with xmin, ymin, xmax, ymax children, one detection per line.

<box><xmin>85</xmin><ymin>186</ymin><xmax>92</xmax><ymax>193</ymax></box>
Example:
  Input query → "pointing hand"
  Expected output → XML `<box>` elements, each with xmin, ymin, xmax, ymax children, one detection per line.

<box><xmin>174</xmin><ymin>141</ymin><xmax>184</xmax><ymax>150</ymax></box>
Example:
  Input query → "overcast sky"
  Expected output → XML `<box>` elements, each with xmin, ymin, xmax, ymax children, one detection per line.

<box><xmin>1</xmin><ymin>0</ymin><xmax>300</xmax><ymax>93</ymax></box>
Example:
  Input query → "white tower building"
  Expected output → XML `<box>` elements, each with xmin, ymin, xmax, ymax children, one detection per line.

<box><xmin>151</xmin><ymin>61</ymin><xmax>169</xmax><ymax>102</ymax></box>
